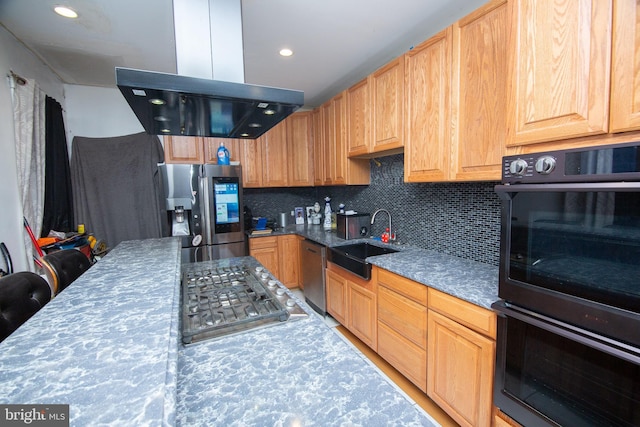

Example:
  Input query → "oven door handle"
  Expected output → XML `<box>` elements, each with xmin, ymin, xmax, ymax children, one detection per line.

<box><xmin>493</xmin><ymin>301</ymin><xmax>640</xmax><ymax>365</ymax></box>
<box><xmin>495</xmin><ymin>182</ymin><xmax>640</xmax><ymax>196</ymax></box>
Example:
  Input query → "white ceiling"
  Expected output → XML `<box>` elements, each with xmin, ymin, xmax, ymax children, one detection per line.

<box><xmin>0</xmin><ymin>0</ymin><xmax>487</xmax><ymax>108</ymax></box>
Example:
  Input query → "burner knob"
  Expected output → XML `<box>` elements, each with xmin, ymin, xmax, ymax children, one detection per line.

<box><xmin>255</xmin><ymin>266</ymin><xmax>264</xmax><ymax>273</ymax></box>
<box><xmin>509</xmin><ymin>159</ymin><xmax>529</xmax><ymax>176</ymax></box>
<box><xmin>286</xmin><ymin>299</ymin><xmax>296</xmax><ymax>307</ymax></box>
<box><xmin>267</xmin><ymin>280</ymin><xmax>277</xmax><ymax>288</ymax></box>
<box><xmin>534</xmin><ymin>155</ymin><xmax>556</xmax><ymax>175</ymax></box>
<box><xmin>276</xmin><ymin>288</ymin><xmax>286</xmax><ymax>296</ymax></box>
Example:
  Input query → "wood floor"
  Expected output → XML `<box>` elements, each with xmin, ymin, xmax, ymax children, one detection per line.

<box><xmin>335</xmin><ymin>325</ymin><xmax>459</xmax><ymax>427</ymax></box>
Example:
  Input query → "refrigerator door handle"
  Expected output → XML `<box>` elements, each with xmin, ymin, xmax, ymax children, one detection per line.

<box><xmin>199</xmin><ymin>175</ymin><xmax>213</xmax><ymax>245</ymax></box>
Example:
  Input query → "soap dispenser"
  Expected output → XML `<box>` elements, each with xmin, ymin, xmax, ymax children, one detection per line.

<box><xmin>323</xmin><ymin>196</ymin><xmax>332</xmax><ymax>230</ymax></box>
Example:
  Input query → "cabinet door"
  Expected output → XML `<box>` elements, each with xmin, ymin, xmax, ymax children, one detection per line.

<box><xmin>427</xmin><ymin>309</ymin><xmax>495</xmax><ymax>427</ymax></box>
<box><xmin>249</xmin><ymin>237</ymin><xmax>279</xmax><ymax>278</ymax></box>
<box><xmin>164</xmin><ymin>136</ymin><xmax>204</xmax><ymax>164</ymax></box>
<box><xmin>203</xmin><ymin>138</ymin><xmax>241</xmax><ymax>164</ymax></box>
<box><xmin>322</xmin><ymin>100</ymin><xmax>335</xmax><ymax>185</ymax></box>
<box><xmin>610</xmin><ymin>0</ymin><xmax>640</xmax><ymax>132</ymax></box>
<box><xmin>450</xmin><ymin>0</ymin><xmax>507</xmax><ymax>181</ymax></box>
<box><xmin>262</xmin><ymin>120</ymin><xmax>289</xmax><ymax>187</ymax></box>
<box><xmin>332</xmin><ymin>92</ymin><xmax>348</xmax><ymax>185</ymax></box>
<box><xmin>372</xmin><ymin>57</ymin><xmax>404</xmax><ymax>152</ymax></box>
<box><xmin>312</xmin><ymin>108</ymin><xmax>325</xmax><ymax>186</ymax></box>
<box><xmin>287</xmin><ymin>112</ymin><xmax>314</xmax><ymax>186</ymax></box>
<box><xmin>404</xmin><ymin>28</ymin><xmax>452</xmax><ymax>182</ymax></box>
<box><xmin>347</xmin><ymin>77</ymin><xmax>371</xmax><ymax>157</ymax></box>
<box><xmin>240</xmin><ymin>139</ymin><xmax>263</xmax><ymax>188</ymax></box>
<box><xmin>347</xmin><ymin>282</ymin><xmax>377</xmax><ymax>350</ymax></box>
<box><xmin>325</xmin><ymin>267</ymin><xmax>347</xmax><ymax>325</ymax></box>
<box><xmin>507</xmin><ymin>0</ymin><xmax>612</xmax><ymax>146</ymax></box>
<box><xmin>278</xmin><ymin>235</ymin><xmax>300</xmax><ymax>288</ymax></box>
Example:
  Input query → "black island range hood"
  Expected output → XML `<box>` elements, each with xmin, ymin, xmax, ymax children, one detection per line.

<box><xmin>116</xmin><ymin>0</ymin><xmax>304</xmax><ymax>139</ymax></box>
<box><xmin>116</xmin><ymin>67</ymin><xmax>303</xmax><ymax>139</ymax></box>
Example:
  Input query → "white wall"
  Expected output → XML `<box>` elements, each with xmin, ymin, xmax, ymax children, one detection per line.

<box><xmin>0</xmin><ymin>26</ymin><xmax>147</xmax><ymax>273</ymax></box>
<box><xmin>64</xmin><ymin>85</ymin><xmax>144</xmax><ymax>143</ymax></box>
<box><xmin>0</xmin><ymin>26</ymin><xmax>65</xmax><ymax>272</ymax></box>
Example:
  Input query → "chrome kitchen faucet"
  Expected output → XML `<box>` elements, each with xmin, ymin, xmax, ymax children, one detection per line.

<box><xmin>371</xmin><ymin>209</ymin><xmax>394</xmax><ymax>242</ymax></box>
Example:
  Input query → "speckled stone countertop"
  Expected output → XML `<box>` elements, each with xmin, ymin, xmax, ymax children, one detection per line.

<box><xmin>250</xmin><ymin>224</ymin><xmax>499</xmax><ymax>309</ymax></box>
<box><xmin>0</xmin><ymin>237</ymin><xmax>182</xmax><ymax>426</ymax></box>
<box><xmin>176</xmin><ymin>256</ymin><xmax>439</xmax><ymax>427</ymax></box>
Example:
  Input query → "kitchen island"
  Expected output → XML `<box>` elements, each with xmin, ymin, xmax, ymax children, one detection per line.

<box><xmin>0</xmin><ymin>238</ymin><xmax>439</xmax><ymax>426</ymax></box>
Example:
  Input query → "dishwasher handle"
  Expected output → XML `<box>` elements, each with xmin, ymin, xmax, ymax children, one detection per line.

<box><xmin>305</xmin><ymin>246</ymin><xmax>320</xmax><ymax>254</ymax></box>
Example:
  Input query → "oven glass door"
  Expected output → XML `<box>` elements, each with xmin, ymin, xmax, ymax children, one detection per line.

<box><xmin>495</xmin><ymin>307</ymin><xmax>640</xmax><ymax>427</ymax></box>
<box><xmin>504</xmin><ymin>186</ymin><xmax>640</xmax><ymax>313</ymax></box>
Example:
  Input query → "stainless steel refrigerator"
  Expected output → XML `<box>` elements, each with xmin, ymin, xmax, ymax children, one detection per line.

<box><xmin>159</xmin><ymin>164</ymin><xmax>246</xmax><ymax>263</ymax></box>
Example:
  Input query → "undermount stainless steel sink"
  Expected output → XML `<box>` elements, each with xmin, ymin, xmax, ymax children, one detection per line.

<box><xmin>328</xmin><ymin>242</ymin><xmax>399</xmax><ymax>280</ymax></box>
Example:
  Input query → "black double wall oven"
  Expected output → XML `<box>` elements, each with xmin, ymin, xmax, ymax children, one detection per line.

<box><xmin>493</xmin><ymin>142</ymin><xmax>640</xmax><ymax>427</ymax></box>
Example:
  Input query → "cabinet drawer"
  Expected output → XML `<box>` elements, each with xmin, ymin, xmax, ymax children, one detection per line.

<box><xmin>378</xmin><ymin>321</ymin><xmax>427</xmax><ymax>392</ymax></box>
<box><xmin>428</xmin><ymin>288</ymin><xmax>496</xmax><ymax>339</ymax></box>
<box><xmin>378</xmin><ymin>285</ymin><xmax>427</xmax><ymax>349</ymax></box>
<box><xmin>249</xmin><ymin>236</ymin><xmax>278</xmax><ymax>250</ymax></box>
<box><xmin>377</xmin><ymin>268</ymin><xmax>427</xmax><ymax>305</ymax></box>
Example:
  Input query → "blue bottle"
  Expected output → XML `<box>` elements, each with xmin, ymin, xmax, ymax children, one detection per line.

<box><xmin>217</xmin><ymin>142</ymin><xmax>230</xmax><ymax>165</ymax></box>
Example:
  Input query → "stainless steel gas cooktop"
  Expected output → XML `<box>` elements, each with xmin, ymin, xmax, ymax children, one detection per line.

<box><xmin>181</xmin><ymin>263</ymin><xmax>306</xmax><ymax>344</ymax></box>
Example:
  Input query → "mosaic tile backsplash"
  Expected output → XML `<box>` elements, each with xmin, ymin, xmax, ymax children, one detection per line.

<box><xmin>244</xmin><ymin>154</ymin><xmax>501</xmax><ymax>266</ymax></box>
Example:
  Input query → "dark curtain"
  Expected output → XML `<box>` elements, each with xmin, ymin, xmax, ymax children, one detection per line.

<box><xmin>41</xmin><ymin>96</ymin><xmax>74</xmax><ymax>237</ymax></box>
<box><xmin>70</xmin><ymin>132</ymin><xmax>165</xmax><ymax>250</ymax></box>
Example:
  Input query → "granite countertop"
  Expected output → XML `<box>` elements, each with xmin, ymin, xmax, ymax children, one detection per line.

<box><xmin>0</xmin><ymin>237</ymin><xmax>182</xmax><ymax>426</ymax></box>
<box><xmin>176</xmin><ymin>256</ymin><xmax>439</xmax><ymax>427</ymax></box>
<box><xmin>251</xmin><ymin>224</ymin><xmax>499</xmax><ymax>309</ymax></box>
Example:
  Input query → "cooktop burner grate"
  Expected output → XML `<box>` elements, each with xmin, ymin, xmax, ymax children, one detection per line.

<box><xmin>181</xmin><ymin>264</ymin><xmax>301</xmax><ymax>344</ymax></box>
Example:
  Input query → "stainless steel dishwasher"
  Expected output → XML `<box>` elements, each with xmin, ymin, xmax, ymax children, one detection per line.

<box><xmin>300</xmin><ymin>239</ymin><xmax>326</xmax><ymax>316</ymax></box>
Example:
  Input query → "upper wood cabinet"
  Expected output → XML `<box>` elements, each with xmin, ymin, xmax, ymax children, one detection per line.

<box><xmin>404</xmin><ymin>28</ymin><xmax>452</xmax><ymax>183</ymax></box>
<box><xmin>312</xmin><ymin>108</ymin><xmax>325</xmax><ymax>186</ymax></box>
<box><xmin>165</xmin><ymin>136</ymin><xmax>241</xmax><ymax>164</ymax></box>
<box><xmin>346</xmin><ymin>77</ymin><xmax>371</xmax><ymax>157</ymax></box>
<box><xmin>164</xmin><ymin>136</ymin><xmax>205</xmax><ymax>164</ymax></box>
<box><xmin>506</xmin><ymin>0</ymin><xmax>613</xmax><ymax>146</ymax></box>
<box><xmin>261</xmin><ymin>120</ymin><xmax>289</xmax><ymax>187</ymax></box>
<box><xmin>450</xmin><ymin>0</ymin><xmax>508</xmax><ymax>181</ymax></box>
<box><xmin>610</xmin><ymin>0</ymin><xmax>640</xmax><ymax>133</ymax></box>
<box><xmin>239</xmin><ymin>139</ymin><xmax>263</xmax><ymax>188</ymax></box>
<box><xmin>317</xmin><ymin>94</ymin><xmax>370</xmax><ymax>186</ymax></box>
<box><xmin>372</xmin><ymin>57</ymin><xmax>405</xmax><ymax>153</ymax></box>
<box><xmin>286</xmin><ymin>112</ymin><xmax>314</xmax><ymax>186</ymax></box>
<box><xmin>203</xmin><ymin>138</ymin><xmax>241</xmax><ymax>164</ymax></box>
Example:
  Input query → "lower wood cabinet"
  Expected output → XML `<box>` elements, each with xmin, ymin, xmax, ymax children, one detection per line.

<box><xmin>326</xmin><ymin>262</ymin><xmax>377</xmax><ymax>349</ymax></box>
<box><xmin>277</xmin><ymin>234</ymin><xmax>301</xmax><ymax>289</ymax></box>
<box><xmin>427</xmin><ymin>289</ymin><xmax>496</xmax><ymax>427</ymax></box>
<box><xmin>248</xmin><ymin>234</ymin><xmax>301</xmax><ymax>288</ymax></box>
<box><xmin>324</xmin><ymin>263</ymin><xmax>497</xmax><ymax>425</ymax></box>
<box><xmin>249</xmin><ymin>236</ymin><xmax>279</xmax><ymax>278</ymax></box>
<box><xmin>376</xmin><ymin>267</ymin><xmax>428</xmax><ymax>391</ymax></box>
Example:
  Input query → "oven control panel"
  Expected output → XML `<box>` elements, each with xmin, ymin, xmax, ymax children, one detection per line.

<box><xmin>503</xmin><ymin>154</ymin><xmax>559</xmax><ymax>183</ymax></box>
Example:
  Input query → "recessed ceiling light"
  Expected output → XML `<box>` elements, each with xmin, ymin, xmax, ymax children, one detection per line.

<box><xmin>264</xmin><ymin>110</ymin><xmax>275</xmax><ymax>115</ymax></box>
<box><xmin>279</xmin><ymin>48</ymin><xmax>293</xmax><ymax>57</ymax></box>
<box><xmin>240</xmin><ymin>133</ymin><xmax>250</xmax><ymax>137</ymax></box>
<box><xmin>149</xmin><ymin>98</ymin><xmax>166</xmax><ymax>105</ymax></box>
<box><xmin>54</xmin><ymin>6</ymin><xmax>78</xmax><ymax>18</ymax></box>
